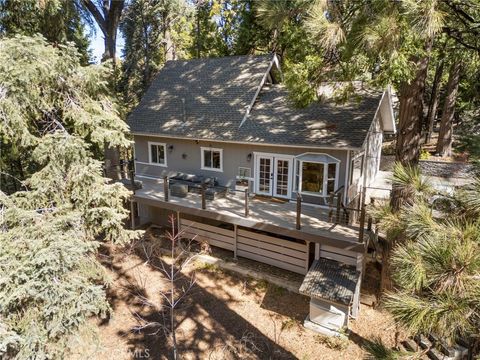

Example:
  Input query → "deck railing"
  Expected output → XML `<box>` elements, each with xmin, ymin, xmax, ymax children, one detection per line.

<box><xmin>157</xmin><ymin>176</ymin><xmax>368</xmax><ymax>241</ymax></box>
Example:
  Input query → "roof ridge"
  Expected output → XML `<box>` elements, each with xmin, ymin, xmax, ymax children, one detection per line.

<box><xmin>164</xmin><ymin>53</ymin><xmax>273</xmax><ymax>64</ymax></box>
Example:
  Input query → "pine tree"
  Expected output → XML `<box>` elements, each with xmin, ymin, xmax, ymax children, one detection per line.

<box><xmin>372</xmin><ymin>167</ymin><xmax>480</xmax><ymax>349</ymax></box>
<box><xmin>0</xmin><ymin>35</ymin><xmax>139</xmax><ymax>359</ymax></box>
<box><xmin>120</xmin><ymin>0</ymin><xmax>193</xmax><ymax>110</ymax></box>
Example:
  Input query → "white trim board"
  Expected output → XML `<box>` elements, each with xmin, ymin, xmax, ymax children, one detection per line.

<box><xmin>131</xmin><ymin>132</ymin><xmax>362</xmax><ymax>151</ymax></box>
<box><xmin>134</xmin><ymin>174</ymin><xmax>162</xmax><ymax>181</ymax></box>
<box><xmin>135</xmin><ymin>160</ymin><xmax>167</xmax><ymax>168</ymax></box>
<box><xmin>147</xmin><ymin>141</ymin><xmax>168</xmax><ymax>167</ymax></box>
<box><xmin>253</xmin><ymin>152</ymin><xmax>294</xmax><ymax>199</ymax></box>
<box><xmin>200</xmin><ymin>147</ymin><xmax>224</xmax><ymax>172</ymax></box>
<box><xmin>239</xmin><ymin>54</ymin><xmax>277</xmax><ymax>128</ymax></box>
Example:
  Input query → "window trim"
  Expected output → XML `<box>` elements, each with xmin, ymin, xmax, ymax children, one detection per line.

<box><xmin>200</xmin><ymin>147</ymin><xmax>223</xmax><ymax>172</ymax></box>
<box><xmin>148</xmin><ymin>141</ymin><xmax>167</xmax><ymax>167</ymax></box>
<box><xmin>237</xmin><ymin>166</ymin><xmax>252</xmax><ymax>180</ymax></box>
<box><xmin>296</xmin><ymin>153</ymin><xmax>340</xmax><ymax>197</ymax></box>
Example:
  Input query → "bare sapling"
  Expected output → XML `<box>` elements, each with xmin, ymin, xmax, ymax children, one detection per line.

<box><xmin>130</xmin><ymin>214</ymin><xmax>202</xmax><ymax>360</ymax></box>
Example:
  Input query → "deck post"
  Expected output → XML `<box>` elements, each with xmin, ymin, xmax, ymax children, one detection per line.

<box><xmin>358</xmin><ymin>187</ymin><xmax>366</xmax><ymax>242</ymax></box>
<box><xmin>305</xmin><ymin>241</ymin><xmax>310</xmax><ymax>272</ymax></box>
<box><xmin>296</xmin><ymin>192</ymin><xmax>301</xmax><ymax>230</ymax></box>
<box><xmin>328</xmin><ymin>192</ymin><xmax>335</xmax><ymax>221</ymax></box>
<box><xmin>130</xmin><ymin>199</ymin><xmax>135</xmax><ymax>230</ymax></box>
<box><xmin>244</xmin><ymin>188</ymin><xmax>249</xmax><ymax>217</ymax></box>
<box><xmin>163</xmin><ymin>176</ymin><xmax>169</xmax><ymax>202</ymax></box>
<box><xmin>335</xmin><ymin>192</ymin><xmax>342</xmax><ymax>224</ymax></box>
<box><xmin>367</xmin><ymin>198</ymin><xmax>374</xmax><ymax>231</ymax></box>
<box><xmin>233</xmin><ymin>224</ymin><xmax>238</xmax><ymax>259</ymax></box>
<box><xmin>129</xmin><ymin>169</ymin><xmax>135</xmax><ymax>190</ymax></box>
<box><xmin>201</xmin><ymin>183</ymin><xmax>206</xmax><ymax>210</ymax></box>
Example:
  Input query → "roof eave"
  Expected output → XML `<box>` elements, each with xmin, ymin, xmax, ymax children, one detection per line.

<box><xmin>130</xmin><ymin>131</ymin><xmax>363</xmax><ymax>151</ymax></box>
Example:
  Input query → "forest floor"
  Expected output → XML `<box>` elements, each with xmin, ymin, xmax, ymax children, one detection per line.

<box><xmin>68</xmin><ymin>233</ymin><xmax>405</xmax><ymax>360</ymax></box>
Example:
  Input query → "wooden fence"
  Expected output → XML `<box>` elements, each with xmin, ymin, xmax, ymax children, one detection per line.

<box><xmin>180</xmin><ymin>218</ymin><xmax>309</xmax><ymax>275</ymax></box>
<box><xmin>180</xmin><ymin>219</ymin><xmax>235</xmax><ymax>251</ymax></box>
<box><xmin>237</xmin><ymin>228</ymin><xmax>308</xmax><ymax>275</ymax></box>
<box><xmin>318</xmin><ymin>244</ymin><xmax>362</xmax><ymax>271</ymax></box>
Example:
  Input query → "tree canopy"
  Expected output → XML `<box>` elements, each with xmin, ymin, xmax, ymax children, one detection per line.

<box><xmin>0</xmin><ymin>35</ymin><xmax>139</xmax><ymax>359</ymax></box>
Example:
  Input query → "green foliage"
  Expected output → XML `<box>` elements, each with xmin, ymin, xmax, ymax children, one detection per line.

<box><xmin>390</xmin><ymin>162</ymin><xmax>433</xmax><ymax>202</ymax></box>
<box><xmin>120</xmin><ymin>0</ymin><xmax>194</xmax><ymax>109</ymax></box>
<box><xmin>457</xmin><ymin>178</ymin><xmax>480</xmax><ymax>218</ymax></box>
<box><xmin>372</xmin><ymin>165</ymin><xmax>480</xmax><ymax>343</ymax></box>
<box><xmin>0</xmin><ymin>35</ymin><xmax>140</xmax><ymax>359</ymax></box>
<box><xmin>419</xmin><ymin>149</ymin><xmax>431</xmax><ymax>160</ymax></box>
<box><xmin>0</xmin><ymin>35</ymin><xmax>129</xmax><ymax>181</ymax></box>
<box><xmin>363</xmin><ymin>337</ymin><xmax>408</xmax><ymax>359</ymax></box>
<box><xmin>0</xmin><ymin>0</ymin><xmax>91</xmax><ymax>64</ymax></box>
<box><xmin>384</xmin><ymin>186</ymin><xmax>480</xmax><ymax>343</ymax></box>
<box><xmin>189</xmin><ymin>0</ymin><xmax>225</xmax><ymax>58</ymax></box>
<box><xmin>284</xmin><ymin>55</ymin><xmax>323</xmax><ymax>107</ymax></box>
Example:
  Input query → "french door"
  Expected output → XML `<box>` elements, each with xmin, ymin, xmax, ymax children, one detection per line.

<box><xmin>255</xmin><ymin>154</ymin><xmax>293</xmax><ymax>199</ymax></box>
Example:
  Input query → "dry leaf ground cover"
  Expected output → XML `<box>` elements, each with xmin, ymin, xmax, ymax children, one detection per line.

<box><xmin>69</xmin><ymin>233</ymin><xmax>402</xmax><ymax>360</ymax></box>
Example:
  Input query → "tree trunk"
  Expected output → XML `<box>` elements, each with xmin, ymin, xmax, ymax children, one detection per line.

<box><xmin>163</xmin><ymin>10</ymin><xmax>175</xmax><ymax>61</ymax></box>
<box><xmin>390</xmin><ymin>55</ymin><xmax>430</xmax><ymax>212</ymax></box>
<box><xmin>436</xmin><ymin>60</ymin><xmax>461</xmax><ymax>157</ymax></box>
<box><xmin>379</xmin><ymin>238</ymin><xmax>393</xmax><ymax>298</ymax></box>
<box><xmin>195</xmin><ymin>9</ymin><xmax>201</xmax><ymax>58</ymax></box>
<box><xmin>425</xmin><ymin>57</ymin><xmax>445</xmax><ymax>143</ymax></box>
<box><xmin>395</xmin><ymin>56</ymin><xmax>430</xmax><ymax>167</ymax></box>
<box><xmin>386</xmin><ymin>53</ymin><xmax>431</xmax><ymax>293</ymax></box>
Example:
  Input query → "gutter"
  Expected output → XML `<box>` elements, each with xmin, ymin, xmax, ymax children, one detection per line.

<box><xmin>130</xmin><ymin>132</ymin><xmax>363</xmax><ymax>151</ymax></box>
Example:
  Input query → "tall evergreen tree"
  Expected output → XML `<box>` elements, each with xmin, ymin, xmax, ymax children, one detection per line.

<box><xmin>80</xmin><ymin>0</ymin><xmax>125</xmax><ymax>61</ymax></box>
<box><xmin>190</xmin><ymin>0</ymin><xmax>225</xmax><ymax>58</ymax></box>
<box><xmin>0</xmin><ymin>35</ymin><xmax>139</xmax><ymax>359</ymax></box>
<box><xmin>0</xmin><ymin>0</ymin><xmax>91</xmax><ymax>64</ymax></box>
<box><xmin>120</xmin><ymin>0</ymin><xmax>193</xmax><ymax>110</ymax></box>
<box><xmin>80</xmin><ymin>0</ymin><xmax>126</xmax><ymax>180</ymax></box>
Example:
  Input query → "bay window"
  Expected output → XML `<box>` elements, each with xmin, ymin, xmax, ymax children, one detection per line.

<box><xmin>296</xmin><ymin>153</ymin><xmax>339</xmax><ymax>196</ymax></box>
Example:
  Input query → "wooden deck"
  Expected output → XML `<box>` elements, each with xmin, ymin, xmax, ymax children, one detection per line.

<box><xmin>133</xmin><ymin>178</ymin><xmax>366</xmax><ymax>251</ymax></box>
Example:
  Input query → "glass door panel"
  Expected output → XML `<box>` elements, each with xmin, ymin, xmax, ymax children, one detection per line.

<box><xmin>257</xmin><ymin>156</ymin><xmax>272</xmax><ymax>195</ymax></box>
<box><xmin>275</xmin><ymin>159</ymin><xmax>289</xmax><ymax>197</ymax></box>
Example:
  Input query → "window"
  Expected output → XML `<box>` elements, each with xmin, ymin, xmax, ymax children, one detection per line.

<box><xmin>148</xmin><ymin>142</ymin><xmax>167</xmax><ymax>166</ymax></box>
<box><xmin>237</xmin><ymin>167</ymin><xmax>251</xmax><ymax>179</ymax></box>
<box><xmin>201</xmin><ymin>147</ymin><xmax>223</xmax><ymax>171</ymax></box>
<box><xmin>296</xmin><ymin>153</ymin><xmax>339</xmax><ymax>196</ymax></box>
<box><xmin>236</xmin><ymin>167</ymin><xmax>251</xmax><ymax>187</ymax></box>
<box><xmin>301</xmin><ymin>162</ymin><xmax>324</xmax><ymax>193</ymax></box>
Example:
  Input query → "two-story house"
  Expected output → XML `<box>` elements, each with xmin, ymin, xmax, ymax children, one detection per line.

<box><xmin>127</xmin><ymin>54</ymin><xmax>395</xmax><ymax>336</ymax></box>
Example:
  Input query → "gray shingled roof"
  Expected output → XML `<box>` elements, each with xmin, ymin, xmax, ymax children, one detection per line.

<box><xmin>128</xmin><ymin>55</ymin><xmax>382</xmax><ymax>149</ymax></box>
<box><xmin>128</xmin><ymin>54</ymin><xmax>274</xmax><ymax>139</ymax></box>
<box><xmin>299</xmin><ymin>258</ymin><xmax>360</xmax><ymax>305</ymax></box>
<box><xmin>238</xmin><ymin>85</ymin><xmax>382</xmax><ymax>148</ymax></box>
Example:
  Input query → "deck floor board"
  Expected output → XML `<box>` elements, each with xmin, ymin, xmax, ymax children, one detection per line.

<box><xmin>134</xmin><ymin>178</ymin><xmax>362</xmax><ymax>244</ymax></box>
